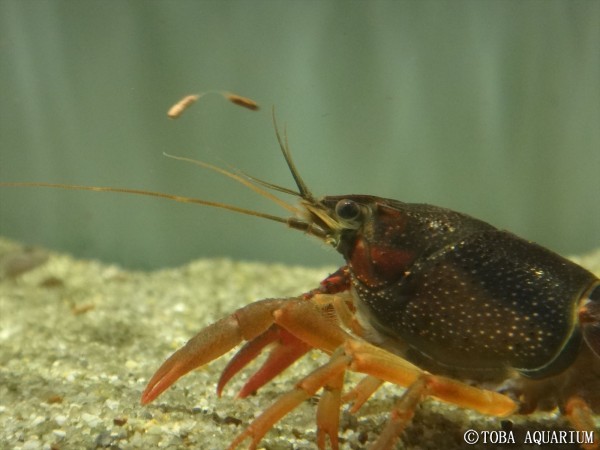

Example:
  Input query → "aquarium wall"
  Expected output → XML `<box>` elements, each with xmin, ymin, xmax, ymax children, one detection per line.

<box><xmin>0</xmin><ymin>1</ymin><xmax>598</xmax><ymax>269</ymax></box>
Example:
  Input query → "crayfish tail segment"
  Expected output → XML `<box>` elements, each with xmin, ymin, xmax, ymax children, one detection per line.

<box><xmin>141</xmin><ymin>298</ymin><xmax>285</xmax><ymax>405</ymax></box>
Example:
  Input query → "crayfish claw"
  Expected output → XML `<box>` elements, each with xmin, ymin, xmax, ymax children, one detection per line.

<box><xmin>217</xmin><ymin>325</ymin><xmax>281</xmax><ymax>397</ymax></box>
<box><xmin>217</xmin><ymin>324</ymin><xmax>311</xmax><ymax>399</ymax></box>
<box><xmin>142</xmin><ymin>298</ymin><xmax>286</xmax><ymax>404</ymax></box>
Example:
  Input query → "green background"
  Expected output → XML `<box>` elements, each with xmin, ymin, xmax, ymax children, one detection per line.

<box><xmin>1</xmin><ymin>1</ymin><xmax>598</xmax><ymax>269</ymax></box>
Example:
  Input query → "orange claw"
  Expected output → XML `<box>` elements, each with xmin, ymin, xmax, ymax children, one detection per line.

<box><xmin>217</xmin><ymin>325</ymin><xmax>281</xmax><ymax>397</ymax></box>
<box><xmin>236</xmin><ymin>328</ymin><xmax>311</xmax><ymax>398</ymax></box>
<box><xmin>217</xmin><ymin>324</ymin><xmax>311</xmax><ymax>398</ymax></box>
<box><xmin>141</xmin><ymin>298</ymin><xmax>285</xmax><ymax>405</ymax></box>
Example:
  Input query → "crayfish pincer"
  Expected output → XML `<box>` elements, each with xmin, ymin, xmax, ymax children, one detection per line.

<box><xmin>3</xmin><ymin>116</ymin><xmax>598</xmax><ymax>449</ymax></box>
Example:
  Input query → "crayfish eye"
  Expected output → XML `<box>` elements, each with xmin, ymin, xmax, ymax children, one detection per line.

<box><xmin>335</xmin><ymin>199</ymin><xmax>362</xmax><ymax>225</ymax></box>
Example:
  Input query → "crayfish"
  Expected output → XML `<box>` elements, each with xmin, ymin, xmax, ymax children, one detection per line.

<box><xmin>3</xmin><ymin>113</ymin><xmax>599</xmax><ymax>449</ymax></box>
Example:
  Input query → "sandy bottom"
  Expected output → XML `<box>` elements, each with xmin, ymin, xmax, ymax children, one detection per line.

<box><xmin>1</xmin><ymin>237</ymin><xmax>598</xmax><ymax>450</ymax></box>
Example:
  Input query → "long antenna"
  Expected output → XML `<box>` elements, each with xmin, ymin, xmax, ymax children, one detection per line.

<box><xmin>0</xmin><ymin>182</ymin><xmax>290</xmax><ymax>225</ymax></box>
<box><xmin>271</xmin><ymin>108</ymin><xmax>314</xmax><ymax>202</ymax></box>
<box><xmin>162</xmin><ymin>153</ymin><xmax>301</xmax><ymax>216</ymax></box>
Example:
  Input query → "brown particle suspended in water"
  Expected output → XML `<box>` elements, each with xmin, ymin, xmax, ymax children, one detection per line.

<box><xmin>225</xmin><ymin>93</ymin><xmax>260</xmax><ymax>111</ymax></box>
<box><xmin>167</xmin><ymin>94</ymin><xmax>200</xmax><ymax>119</ymax></box>
<box><xmin>167</xmin><ymin>91</ymin><xmax>259</xmax><ymax>119</ymax></box>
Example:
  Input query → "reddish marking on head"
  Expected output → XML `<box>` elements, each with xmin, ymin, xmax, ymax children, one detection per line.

<box><xmin>344</xmin><ymin>201</ymin><xmax>414</xmax><ymax>286</ymax></box>
<box><xmin>370</xmin><ymin>246</ymin><xmax>414</xmax><ymax>280</ymax></box>
<box><xmin>348</xmin><ymin>240</ymin><xmax>372</xmax><ymax>285</ymax></box>
<box><xmin>349</xmin><ymin>239</ymin><xmax>414</xmax><ymax>287</ymax></box>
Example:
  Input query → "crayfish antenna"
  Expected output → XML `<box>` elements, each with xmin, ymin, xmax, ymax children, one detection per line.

<box><xmin>163</xmin><ymin>153</ymin><xmax>301</xmax><ymax>216</ymax></box>
<box><xmin>0</xmin><ymin>182</ymin><xmax>291</xmax><ymax>227</ymax></box>
<box><xmin>271</xmin><ymin>108</ymin><xmax>316</xmax><ymax>203</ymax></box>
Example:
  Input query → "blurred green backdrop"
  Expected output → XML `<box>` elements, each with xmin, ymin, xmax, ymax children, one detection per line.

<box><xmin>1</xmin><ymin>1</ymin><xmax>598</xmax><ymax>270</ymax></box>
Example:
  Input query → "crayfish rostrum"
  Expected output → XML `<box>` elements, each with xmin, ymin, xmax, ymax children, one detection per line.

<box><xmin>3</xmin><ymin>116</ymin><xmax>599</xmax><ymax>449</ymax></box>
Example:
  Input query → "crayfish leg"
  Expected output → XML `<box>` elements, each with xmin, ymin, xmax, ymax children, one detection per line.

<box><xmin>344</xmin><ymin>339</ymin><xmax>517</xmax><ymax>417</ymax></box>
<box><xmin>342</xmin><ymin>374</ymin><xmax>384</xmax><ymax>413</ymax></box>
<box><xmin>565</xmin><ymin>396</ymin><xmax>598</xmax><ymax>450</ymax></box>
<box><xmin>141</xmin><ymin>298</ymin><xmax>286</xmax><ymax>405</ymax></box>
<box><xmin>316</xmin><ymin>368</ymin><xmax>345</xmax><ymax>450</ymax></box>
<box><xmin>370</xmin><ymin>376</ymin><xmax>429</xmax><ymax>450</ymax></box>
<box><xmin>228</xmin><ymin>349</ymin><xmax>351</xmax><ymax>450</ymax></box>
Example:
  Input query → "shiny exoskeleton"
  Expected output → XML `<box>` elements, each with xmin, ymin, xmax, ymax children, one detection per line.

<box><xmin>319</xmin><ymin>195</ymin><xmax>599</xmax><ymax>382</ymax></box>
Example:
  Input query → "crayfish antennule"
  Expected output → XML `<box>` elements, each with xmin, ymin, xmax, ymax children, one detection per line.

<box><xmin>167</xmin><ymin>94</ymin><xmax>200</xmax><ymax>119</ymax></box>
